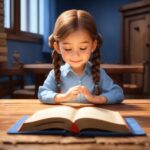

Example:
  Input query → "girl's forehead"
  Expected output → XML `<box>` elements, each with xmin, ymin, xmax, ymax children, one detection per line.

<box><xmin>60</xmin><ymin>30</ymin><xmax>92</xmax><ymax>43</ymax></box>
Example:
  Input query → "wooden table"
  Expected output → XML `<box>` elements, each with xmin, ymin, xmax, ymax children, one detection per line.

<box><xmin>23</xmin><ymin>64</ymin><xmax>53</xmax><ymax>97</ymax></box>
<box><xmin>0</xmin><ymin>99</ymin><xmax>150</xmax><ymax>150</ymax></box>
<box><xmin>23</xmin><ymin>63</ymin><xmax>144</xmax><ymax>74</ymax></box>
<box><xmin>23</xmin><ymin>63</ymin><xmax>144</xmax><ymax>97</ymax></box>
<box><xmin>0</xmin><ymin>67</ymin><xmax>24</xmax><ymax>97</ymax></box>
<box><xmin>0</xmin><ymin>67</ymin><xmax>24</xmax><ymax>76</ymax></box>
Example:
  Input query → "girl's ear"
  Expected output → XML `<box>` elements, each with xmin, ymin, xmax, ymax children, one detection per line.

<box><xmin>92</xmin><ymin>40</ymin><xmax>97</xmax><ymax>52</ymax></box>
<box><xmin>53</xmin><ymin>42</ymin><xmax>61</xmax><ymax>54</ymax></box>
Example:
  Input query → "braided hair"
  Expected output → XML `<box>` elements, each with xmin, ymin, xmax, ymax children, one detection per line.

<box><xmin>91</xmin><ymin>34</ymin><xmax>102</xmax><ymax>95</ymax></box>
<box><xmin>48</xmin><ymin>9</ymin><xmax>103</xmax><ymax>95</ymax></box>
<box><xmin>49</xmin><ymin>35</ymin><xmax>63</xmax><ymax>93</ymax></box>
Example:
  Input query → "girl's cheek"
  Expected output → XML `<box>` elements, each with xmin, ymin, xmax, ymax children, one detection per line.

<box><xmin>61</xmin><ymin>51</ymin><xmax>67</xmax><ymax>56</ymax></box>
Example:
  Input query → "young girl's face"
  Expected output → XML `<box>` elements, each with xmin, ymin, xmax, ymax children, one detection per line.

<box><xmin>54</xmin><ymin>29</ymin><xmax>97</xmax><ymax>73</ymax></box>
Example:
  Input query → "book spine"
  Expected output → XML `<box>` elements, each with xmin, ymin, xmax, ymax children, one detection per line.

<box><xmin>70</xmin><ymin>123</ymin><xmax>79</xmax><ymax>134</ymax></box>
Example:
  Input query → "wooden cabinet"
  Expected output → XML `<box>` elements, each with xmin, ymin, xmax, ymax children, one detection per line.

<box><xmin>120</xmin><ymin>0</ymin><xmax>150</xmax><ymax>95</ymax></box>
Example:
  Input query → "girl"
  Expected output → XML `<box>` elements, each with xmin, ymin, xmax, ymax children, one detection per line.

<box><xmin>38</xmin><ymin>9</ymin><xmax>124</xmax><ymax>104</ymax></box>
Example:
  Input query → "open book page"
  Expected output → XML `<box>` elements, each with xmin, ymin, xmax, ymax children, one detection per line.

<box><xmin>25</xmin><ymin>106</ymin><xmax>77</xmax><ymax>123</ymax></box>
<box><xmin>73</xmin><ymin>107</ymin><xmax>126</xmax><ymax>125</ymax></box>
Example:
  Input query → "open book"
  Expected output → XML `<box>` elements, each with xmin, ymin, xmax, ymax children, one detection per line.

<box><xmin>18</xmin><ymin>106</ymin><xmax>130</xmax><ymax>134</ymax></box>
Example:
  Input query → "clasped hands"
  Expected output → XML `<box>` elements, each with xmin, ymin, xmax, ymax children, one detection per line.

<box><xmin>54</xmin><ymin>85</ymin><xmax>107</xmax><ymax>104</ymax></box>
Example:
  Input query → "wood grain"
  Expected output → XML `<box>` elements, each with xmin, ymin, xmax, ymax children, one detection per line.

<box><xmin>0</xmin><ymin>99</ymin><xmax>150</xmax><ymax>149</ymax></box>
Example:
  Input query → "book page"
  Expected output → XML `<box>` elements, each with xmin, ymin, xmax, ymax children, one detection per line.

<box><xmin>25</xmin><ymin>106</ymin><xmax>77</xmax><ymax>123</ymax></box>
<box><xmin>73</xmin><ymin>107</ymin><xmax>126</xmax><ymax>125</ymax></box>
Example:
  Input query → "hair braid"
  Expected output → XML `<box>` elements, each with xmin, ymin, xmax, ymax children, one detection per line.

<box><xmin>52</xmin><ymin>50</ymin><xmax>62</xmax><ymax>93</ymax></box>
<box><xmin>91</xmin><ymin>34</ymin><xmax>102</xmax><ymax>95</ymax></box>
<box><xmin>49</xmin><ymin>34</ymin><xmax>62</xmax><ymax>93</ymax></box>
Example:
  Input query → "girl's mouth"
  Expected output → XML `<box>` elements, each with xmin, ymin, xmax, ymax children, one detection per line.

<box><xmin>70</xmin><ymin>60</ymin><xmax>82</xmax><ymax>63</ymax></box>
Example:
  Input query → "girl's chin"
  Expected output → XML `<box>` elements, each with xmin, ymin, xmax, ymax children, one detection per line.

<box><xmin>69</xmin><ymin>63</ymin><xmax>86</xmax><ymax>69</ymax></box>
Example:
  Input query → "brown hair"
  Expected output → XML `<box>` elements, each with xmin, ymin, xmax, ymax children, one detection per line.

<box><xmin>49</xmin><ymin>9</ymin><xmax>102</xmax><ymax>95</ymax></box>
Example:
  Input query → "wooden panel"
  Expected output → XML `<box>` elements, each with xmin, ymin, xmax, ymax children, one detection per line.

<box><xmin>120</xmin><ymin>1</ymin><xmax>150</xmax><ymax>95</ymax></box>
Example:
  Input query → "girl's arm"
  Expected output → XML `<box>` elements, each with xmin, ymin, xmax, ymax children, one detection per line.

<box><xmin>38</xmin><ymin>70</ymin><xmax>58</xmax><ymax>104</ymax></box>
<box><xmin>38</xmin><ymin>70</ymin><xmax>81</xmax><ymax>104</ymax></box>
<box><xmin>99</xmin><ymin>68</ymin><xmax>124</xmax><ymax>104</ymax></box>
<box><xmin>79</xmin><ymin>86</ymin><xmax>107</xmax><ymax>104</ymax></box>
<box><xmin>80</xmin><ymin>69</ymin><xmax>124</xmax><ymax>104</ymax></box>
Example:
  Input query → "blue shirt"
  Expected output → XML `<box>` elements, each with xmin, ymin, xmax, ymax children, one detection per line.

<box><xmin>38</xmin><ymin>62</ymin><xmax>124</xmax><ymax>104</ymax></box>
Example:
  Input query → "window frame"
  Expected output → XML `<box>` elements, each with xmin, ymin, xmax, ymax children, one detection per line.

<box><xmin>5</xmin><ymin>0</ymin><xmax>42</xmax><ymax>43</ymax></box>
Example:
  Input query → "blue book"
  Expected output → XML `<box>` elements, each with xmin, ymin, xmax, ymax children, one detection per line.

<box><xmin>7</xmin><ymin>116</ymin><xmax>146</xmax><ymax>137</ymax></box>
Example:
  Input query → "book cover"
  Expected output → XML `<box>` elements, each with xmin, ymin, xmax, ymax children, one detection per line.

<box><xmin>17</xmin><ymin>106</ymin><xmax>131</xmax><ymax>133</ymax></box>
<box><xmin>7</xmin><ymin>116</ymin><xmax>146</xmax><ymax>137</ymax></box>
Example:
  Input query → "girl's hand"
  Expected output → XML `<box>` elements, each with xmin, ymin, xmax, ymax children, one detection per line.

<box><xmin>79</xmin><ymin>86</ymin><xmax>94</xmax><ymax>102</ymax></box>
<box><xmin>65</xmin><ymin>85</ymin><xmax>81</xmax><ymax>101</ymax></box>
<box><xmin>54</xmin><ymin>85</ymin><xmax>81</xmax><ymax>103</ymax></box>
<box><xmin>79</xmin><ymin>86</ymin><xmax>107</xmax><ymax>104</ymax></box>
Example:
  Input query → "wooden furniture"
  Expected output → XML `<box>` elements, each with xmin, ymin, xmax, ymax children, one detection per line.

<box><xmin>0</xmin><ymin>67</ymin><xmax>24</xmax><ymax>98</ymax></box>
<box><xmin>23</xmin><ymin>63</ymin><xmax>145</xmax><ymax>98</ymax></box>
<box><xmin>23</xmin><ymin>64</ymin><xmax>54</xmax><ymax>97</ymax></box>
<box><xmin>0</xmin><ymin>99</ymin><xmax>150</xmax><ymax>149</ymax></box>
<box><xmin>123</xmin><ymin>62</ymin><xmax>146</xmax><ymax>95</ymax></box>
<box><xmin>101</xmin><ymin>63</ymin><xmax>145</xmax><ymax>87</ymax></box>
<box><xmin>120</xmin><ymin>0</ymin><xmax>150</xmax><ymax>95</ymax></box>
<box><xmin>0</xmin><ymin>67</ymin><xmax>35</xmax><ymax>98</ymax></box>
<box><xmin>12</xmin><ymin>87</ymin><xmax>35</xmax><ymax>99</ymax></box>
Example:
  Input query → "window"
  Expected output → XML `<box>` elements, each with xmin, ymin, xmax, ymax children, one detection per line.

<box><xmin>4</xmin><ymin>0</ymin><xmax>43</xmax><ymax>43</ymax></box>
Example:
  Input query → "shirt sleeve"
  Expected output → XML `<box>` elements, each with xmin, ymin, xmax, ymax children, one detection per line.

<box><xmin>99</xmin><ymin>68</ymin><xmax>124</xmax><ymax>104</ymax></box>
<box><xmin>38</xmin><ymin>70</ymin><xmax>58</xmax><ymax>104</ymax></box>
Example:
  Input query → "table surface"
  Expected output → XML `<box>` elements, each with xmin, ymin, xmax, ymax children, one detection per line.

<box><xmin>0</xmin><ymin>67</ymin><xmax>24</xmax><ymax>75</ymax></box>
<box><xmin>0</xmin><ymin>63</ymin><xmax>143</xmax><ymax>75</ymax></box>
<box><xmin>23</xmin><ymin>63</ymin><xmax>144</xmax><ymax>74</ymax></box>
<box><xmin>0</xmin><ymin>99</ymin><xmax>150</xmax><ymax>150</ymax></box>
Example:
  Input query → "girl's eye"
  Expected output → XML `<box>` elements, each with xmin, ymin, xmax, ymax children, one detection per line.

<box><xmin>80</xmin><ymin>48</ymin><xmax>87</xmax><ymax>51</ymax></box>
<box><xmin>64</xmin><ymin>48</ymin><xmax>72</xmax><ymax>51</ymax></box>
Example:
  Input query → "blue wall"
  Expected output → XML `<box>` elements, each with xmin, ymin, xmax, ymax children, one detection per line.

<box><xmin>7</xmin><ymin>41</ymin><xmax>45</xmax><ymax>67</ymax></box>
<box><xmin>7</xmin><ymin>0</ymin><xmax>140</xmax><ymax>67</ymax></box>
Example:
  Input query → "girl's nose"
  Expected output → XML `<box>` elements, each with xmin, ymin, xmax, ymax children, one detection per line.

<box><xmin>72</xmin><ymin>50</ymin><xmax>80</xmax><ymax>56</ymax></box>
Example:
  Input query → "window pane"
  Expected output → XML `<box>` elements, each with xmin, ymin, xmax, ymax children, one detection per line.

<box><xmin>29</xmin><ymin>0</ymin><xmax>38</xmax><ymax>33</ymax></box>
<box><xmin>39</xmin><ymin>0</ymin><xmax>44</xmax><ymax>34</ymax></box>
<box><xmin>20</xmin><ymin>0</ymin><xmax>28</xmax><ymax>32</ymax></box>
<box><xmin>5</xmin><ymin>0</ymin><xmax>44</xmax><ymax>35</ymax></box>
<box><xmin>20</xmin><ymin>0</ymin><xmax>43</xmax><ymax>34</ymax></box>
<box><xmin>4</xmin><ymin>0</ymin><xmax>11</xmax><ymax>28</ymax></box>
